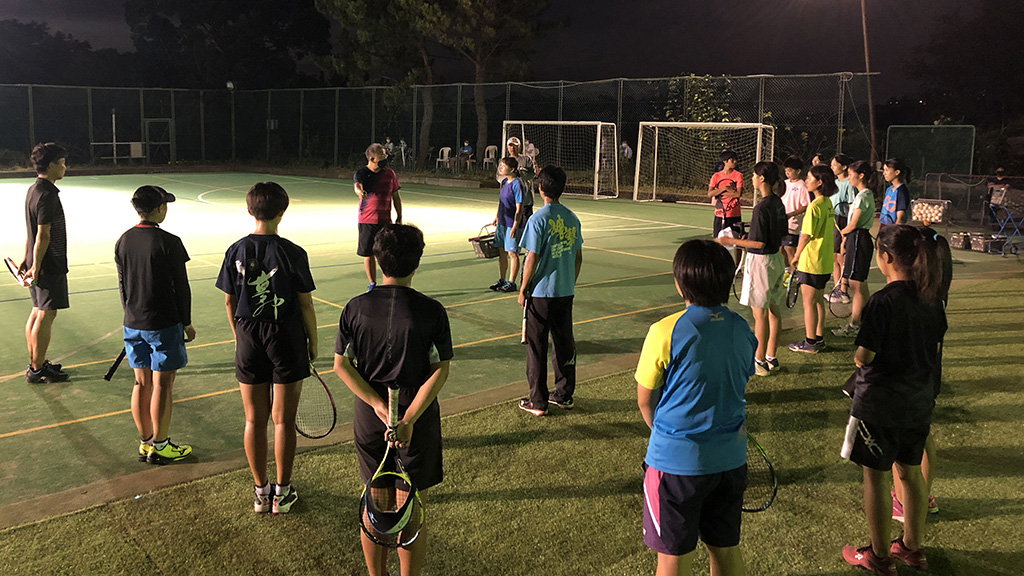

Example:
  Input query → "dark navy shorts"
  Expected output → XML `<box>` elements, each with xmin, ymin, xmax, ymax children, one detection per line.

<box><xmin>642</xmin><ymin>463</ymin><xmax>746</xmax><ymax>555</ymax></box>
<box><xmin>234</xmin><ymin>316</ymin><xmax>310</xmax><ymax>384</ymax></box>
<box><xmin>841</xmin><ymin>416</ymin><xmax>930</xmax><ymax>471</ymax></box>
<box><xmin>29</xmin><ymin>272</ymin><xmax>69</xmax><ymax>310</ymax></box>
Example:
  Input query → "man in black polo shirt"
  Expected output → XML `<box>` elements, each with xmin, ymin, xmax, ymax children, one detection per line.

<box><xmin>115</xmin><ymin>185</ymin><xmax>195</xmax><ymax>464</ymax></box>
<box><xmin>21</xmin><ymin>142</ymin><xmax>70</xmax><ymax>384</ymax></box>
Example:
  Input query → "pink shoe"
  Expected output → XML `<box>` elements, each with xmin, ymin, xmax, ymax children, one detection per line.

<box><xmin>890</xmin><ymin>537</ymin><xmax>929</xmax><ymax>570</ymax></box>
<box><xmin>891</xmin><ymin>490</ymin><xmax>905</xmax><ymax>523</ymax></box>
<box><xmin>842</xmin><ymin>545</ymin><xmax>896</xmax><ymax>576</ymax></box>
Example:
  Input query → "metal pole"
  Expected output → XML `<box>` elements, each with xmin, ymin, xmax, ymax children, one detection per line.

<box><xmin>861</xmin><ymin>0</ymin><xmax>878</xmax><ymax>163</ymax></box>
<box><xmin>112</xmin><ymin>108</ymin><xmax>118</xmax><ymax>165</ymax></box>
<box><xmin>456</xmin><ymin>84</ymin><xmax>462</xmax><ymax>169</ymax></box>
<box><xmin>200</xmin><ymin>90</ymin><xmax>206</xmax><ymax>162</ymax></box>
<box><xmin>837</xmin><ymin>75</ymin><xmax>847</xmax><ymax>154</ymax></box>
<box><xmin>298</xmin><ymin>90</ymin><xmax>305</xmax><ymax>159</ymax></box>
<box><xmin>371</xmin><ymin>87</ymin><xmax>376</xmax><ymax>144</ymax></box>
<box><xmin>87</xmin><ymin>88</ymin><xmax>94</xmax><ymax>163</ymax></box>
<box><xmin>266</xmin><ymin>90</ymin><xmax>272</xmax><ymax>160</ymax></box>
<box><xmin>616</xmin><ymin>79</ymin><xmax>623</xmax><ymax>136</ymax></box>
<box><xmin>170</xmin><ymin>89</ymin><xmax>176</xmax><ymax>163</ymax></box>
<box><xmin>230</xmin><ymin>90</ymin><xmax>236</xmax><ymax>162</ymax></box>
<box><xmin>27</xmin><ymin>86</ymin><xmax>35</xmax><ymax>147</ymax></box>
<box><xmin>334</xmin><ymin>88</ymin><xmax>340</xmax><ymax>166</ymax></box>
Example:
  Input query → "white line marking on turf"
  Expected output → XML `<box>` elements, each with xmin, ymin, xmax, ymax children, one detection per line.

<box><xmin>52</xmin><ymin>327</ymin><xmax>122</xmax><ymax>364</ymax></box>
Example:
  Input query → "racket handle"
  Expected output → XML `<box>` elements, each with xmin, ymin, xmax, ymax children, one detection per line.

<box><xmin>388</xmin><ymin>386</ymin><xmax>399</xmax><ymax>429</ymax></box>
<box><xmin>104</xmin><ymin>349</ymin><xmax>127</xmax><ymax>381</ymax></box>
<box><xmin>521</xmin><ymin>297</ymin><xmax>528</xmax><ymax>345</ymax></box>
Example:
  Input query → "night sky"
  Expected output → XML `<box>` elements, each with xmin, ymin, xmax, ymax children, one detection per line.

<box><xmin>2</xmin><ymin>0</ymin><xmax>980</xmax><ymax>99</ymax></box>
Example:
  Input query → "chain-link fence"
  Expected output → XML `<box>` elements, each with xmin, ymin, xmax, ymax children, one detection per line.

<box><xmin>0</xmin><ymin>73</ymin><xmax>873</xmax><ymax>173</ymax></box>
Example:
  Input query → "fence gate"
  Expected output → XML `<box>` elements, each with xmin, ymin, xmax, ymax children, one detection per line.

<box><xmin>145</xmin><ymin>118</ymin><xmax>175</xmax><ymax>164</ymax></box>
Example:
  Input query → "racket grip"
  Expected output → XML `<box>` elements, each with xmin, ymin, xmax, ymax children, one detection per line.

<box><xmin>104</xmin><ymin>349</ymin><xmax>127</xmax><ymax>381</ymax></box>
<box><xmin>388</xmin><ymin>386</ymin><xmax>399</xmax><ymax>428</ymax></box>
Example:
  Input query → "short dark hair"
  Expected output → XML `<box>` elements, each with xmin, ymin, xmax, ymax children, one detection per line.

<box><xmin>374</xmin><ymin>224</ymin><xmax>425</xmax><ymax>278</ymax></box>
<box><xmin>782</xmin><ymin>155</ymin><xmax>803</xmax><ymax>171</ymax></box>
<box><xmin>672</xmin><ymin>239</ymin><xmax>734</xmax><ymax>307</ymax></box>
<box><xmin>30</xmin><ymin>142</ymin><xmax>67</xmax><ymax>174</ymax></box>
<box><xmin>719</xmin><ymin>149</ymin><xmax>738</xmax><ymax>163</ymax></box>
<box><xmin>246</xmin><ymin>182</ymin><xmax>289</xmax><ymax>221</ymax></box>
<box><xmin>808</xmin><ymin>165</ymin><xmax>839</xmax><ymax>197</ymax></box>
<box><xmin>832</xmin><ymin>153</ymin><xmax>853</xmax><ymax>168</ymax></box>
<box><xmin>535</xmin><ymin>166</ymin><xmax>567</xmax><ymax>200</ymax></box>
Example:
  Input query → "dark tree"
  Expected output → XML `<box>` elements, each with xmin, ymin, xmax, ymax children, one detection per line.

<box><xmin>0</xmin><ymin>19</ymin><xmax>139</xmax><ymax>86</ymax></box>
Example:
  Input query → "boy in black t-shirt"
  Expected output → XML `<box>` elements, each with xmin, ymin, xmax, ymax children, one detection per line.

<box><xmin>334</xmin><ymin>224</ymin><xmax>453</xmax><ymax>576</ymax></box>
<box><xmin>216</xmin><ymin>182</ymin><xmax>318</xmax><ymax>514</ymax></box>
<box><xmin>21</xmin><ymin>142</ymin><xmax>70</xmax><ymax>383</ymax></box>
<box><xmin>115</xmin><ymin>185</ymin><xmax>195</xmax><ymax>464</ymax></box>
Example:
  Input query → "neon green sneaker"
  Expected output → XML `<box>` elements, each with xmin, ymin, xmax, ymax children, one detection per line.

<box><xmin>147</xmin><ymin>438</ymin><xmax>192</xmax><ymax>465</ymax></box>
<box><xmin>137</xmin><ymin>442</ymin><xmax>153</xmax><ymax>463</ymax></box>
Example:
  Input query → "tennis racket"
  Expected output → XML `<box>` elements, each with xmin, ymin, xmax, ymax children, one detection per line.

<box><xmin>827</xmin><ymin>266</ymin><xmax>853</xmax><ymax>319</ymax></box>
<box><xmin>358</xmin><ymin>385</ymin><xmax>424</xmax><ymax>548</ymax></box>
<box><xmin>784</xmin><ymin>271</ymin><xmax>799</xmax><ymax>308</ymax></box>
<box><xmin>295</xmin><ymin>364</ymin><xmax>337</xmax><ymax>439</ymax></box>
<box><xmin>103</xmin><ymin>348</ymin><xmax>127</xmax><ymax>381</ymax></box>
<box><xmin>5</xmin><ymin>257</ymin><xmax>31</xmax><ymax>287</ymax></box>
<box><xmin>521</xmin><ymin>295</ymin><xmax>528</xmax><ymax>345</ymax></box>
<box><xmin>743</xmin><ymin>433</ymin><xmax>778</xmax><ymax>513</ymax></box>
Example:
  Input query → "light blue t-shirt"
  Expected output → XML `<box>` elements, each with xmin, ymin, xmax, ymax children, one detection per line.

<box><xmin>521</xmin><ymin>202</ymin><xmax>583</xmax><ymax>298</ymax></box>
<box><xmin>832</xmin><ymin>179</ymin><xmax>854</xmax><ymax>217</ymax></box>
<box><xmin>635</xmin><ymin>305</ymin><xmax>756</xmax><ymax>476</ymax></box>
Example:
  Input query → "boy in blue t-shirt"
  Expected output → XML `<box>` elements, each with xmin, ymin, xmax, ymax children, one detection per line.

<box><xmin>636</xmin><ymin>239</ymin><xmax>756</xmax><ymax>576</ymax></box>
<box><xmin>517</xmin><ymin>166</ymin><xmax>583</xmax><ymax>416</ymax></box>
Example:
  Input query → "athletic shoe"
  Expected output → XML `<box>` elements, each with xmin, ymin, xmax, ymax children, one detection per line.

<box><xmin>25</xmin><ymin>362</ymin><xmax>69</xmax><ymax>384</ymax></box>
<box><xmin>147</xmin><ymin>438</ymin><xmax>192</xmax><ymax>465</ymax></box>
<box><xmin>254</xmin><ymin>485</ymin><xmax>273</xmax><ymax>514</ymax></box>
<box><xmin>518</xmin><ymin>398</ymin><xmax>546</xmax><ymax>416</ymax></box>
<box><xmin>813</xmin><ymin>338</ymin><xmax>827</xmax><ymax>351</ymax></box>
<box><xmin>788</xmin><ymin>340</ymin><xmax>818</xmax><ymax>354</ymax></box>
<box><xmin>890</xmin><ymin>537</ymin><xmax>928</xmax><ymax>571</ymax></box>
<box><xmin>841</xmin><ymin>545</ymin><xmax>897</xmax><ymax>576</ymax></box>
<box><xmin>137</xmin><ymin>442</ymin><xmax>153</xmax><ymax>463</ymax></box>
<box><xmin>367</xmin><ymin>282</ymin><xmax>376</xmax><ymax>292</ymax></box>
<box><xmin>489</xmin><ymin>279</ymin><xmax>506</xmax><ymax>291</ymax></box>
<box><xmin>498</xmin><ymin>281</ymin><xmax>517</xmax><ymax>293</ymax></box>
<box><xmin>43</xmin><ymin>360</ymin><xmax>63</xmax><ymax>372</ymax></box>
<box><xmin>928</xmin><ymin>495</ymin><xmax>939</xmax><ymax>514</ymax></box>
<box><xmin>765</xmin><ymin>357</ymin><xmax>780</xmax><ymax>372</ymax></box>
<box><xmin>825</xmin><ymin>288</ymin><xmax>851</xmax><ymax>304</ymax></box>
<box><xmin>754</xmin><ymin>360</ymin><xmax>771</xmax><ymax>377</ymax></box>
<box><xmin>273</xmin><ymin>486</ymin><xmax>298</xmax><ymax>514</ymax></box>
<box><xmin>550</xmin><ymin>398</ymin><xmax>574</xmax><ymax>410</ymax></box>
<box><xmin>891</xmin><ymin>490</ymin><xmax>905</xmax><ymax>522</ymax></box>
<box><xmin>832</xmin><ymin>323</ymin><xmax>859</xmax><ymax>337</ymax></box>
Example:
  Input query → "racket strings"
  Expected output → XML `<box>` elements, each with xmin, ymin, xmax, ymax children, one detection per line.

<box><xmin>361</xmin><ymin>484</ymin><xmax>423</xmax><ymax>547</ymax></box>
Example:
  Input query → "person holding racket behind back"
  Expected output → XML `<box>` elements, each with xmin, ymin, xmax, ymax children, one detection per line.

<box><xmin>115</xmin><ymin>186</ymin><xmax>195</xmax><ymax>464</ymax></box>
<box><xmin>216</xmin><ymin>182</ymin><xmax>318</xmax><ymax>514</ymax></box>
<box><xmin>840</xmin><ymin>224</ymin><xmax>946</xmax><ymax>574</ymax></box>
<box><xmin>334</xmin><ymin>224</ymin><xmax>453</xmax><ymax>576</ymax></box>
<box><xmin>635</xmin><ymin>239</ymin><xmax>757</xmax><ymax>576</ymax></box>
<box><xmin>20</xmin><ymin>142</ymin><xmax>70</xmax><ymax>383</ymax></box>
<box><xmin>517</xmin><ymin>166</ymin><xmax>583</xmax><ymax>416</ymax></box>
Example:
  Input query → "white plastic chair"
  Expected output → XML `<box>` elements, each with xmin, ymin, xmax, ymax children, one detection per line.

<box><xmin>482</xmin><ymin>145</ymin><xmax>498</xmax><ymax>170</ymax></box>
<box><xmin>435</xmin><ymin>146</ymin><xmax>452</xmax><ymax>170</ymax></box>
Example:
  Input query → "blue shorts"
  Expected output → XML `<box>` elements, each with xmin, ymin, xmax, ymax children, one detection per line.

<box><xmin>493</xmin><ymin>223</ymin><xmax>522</xmax><ymax>253</ymax></box>
<box><xmin>124</xmin><ymin>324</ymin><xmax>188</xmax><ymax>372</ymax></box>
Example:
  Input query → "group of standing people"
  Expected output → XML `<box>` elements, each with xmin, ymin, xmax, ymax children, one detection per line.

<box><xmin>645</xmin><ymin>149</ymin><xmax>946</xmax><ymax>576</ymax></box>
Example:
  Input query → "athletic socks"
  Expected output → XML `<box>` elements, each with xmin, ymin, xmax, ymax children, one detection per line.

<box><xmin>140</xmin><ymin>434</ymin><xmax>153</xmax><ymax>444</ymax></box>
<box><xmin>154</xmin><ymin>438</ymin><xmax>169</xmax><ymax>451</ymax></box>
<box><xmin>255</xmin><ymin>483</ymin><xmax>273</xmax><ymax>496</ymax></box>
<box><xmin>276</xmin><ymin>484</ymin><xmax>291</xmax><ymax>497</ymax></box>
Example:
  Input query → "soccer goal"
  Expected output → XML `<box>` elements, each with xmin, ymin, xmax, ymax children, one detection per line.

<box><xmin>502</xmin><ymin>121</ymin><xmax>619</xmax><ymax>199</ymax></box>
<box><xmin>633</xmin><ymin>122</ymin><xmax>774</xmax><ymax>205</ymax></box>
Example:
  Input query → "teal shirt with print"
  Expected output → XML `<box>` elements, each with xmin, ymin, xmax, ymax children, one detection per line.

<box><xmin>521</xmin><ymin>203</ymin><xmax>583</xmax><ymax>298</ymax></box>
<box><xmin>832</xmin><ymin>179</ymin><xmax>854</xmax><ymax>217</ymax></box>
<box><xmin>851</xmin><ymin>188</ymin><xmax>875</xmax><ymax>229</ymax></box>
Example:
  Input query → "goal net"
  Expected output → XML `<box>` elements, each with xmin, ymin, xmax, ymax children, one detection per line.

<box><xmin>502</xmin><ymin>121</ymin><xmax>619</xmax><ymax>199</ymax></box>
<box><xmin>633</xmin><ymin>122</ymin><xmax>774</xmax><ymax>206</ymax></box>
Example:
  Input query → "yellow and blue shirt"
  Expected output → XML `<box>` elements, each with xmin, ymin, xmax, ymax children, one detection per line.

<box><xmin>635</xmin><ymin>305</ymin><xmax>756</xmax><ymax>475</ymax></box>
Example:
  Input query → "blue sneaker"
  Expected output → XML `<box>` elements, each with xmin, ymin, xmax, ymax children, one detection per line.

<box><xmin>367</xmin><ymin>282</ymin><xmax>376</xmax><ymax>292</ymax></box>
<box><xmin>788</xmin><ymin>340</ymin><xmax>819</xmax><ymax>354</ymax></box>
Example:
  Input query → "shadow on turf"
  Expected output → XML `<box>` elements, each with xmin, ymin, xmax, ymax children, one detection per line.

<box><xmin>430</xmin><ymin>474</ymin><xmax>640</xmax><ymax>505</ymax></box>
<box><xmin>937</xmin><ymin>446</ymin><xmax>1024</xmax><ymax>479</ymax></box>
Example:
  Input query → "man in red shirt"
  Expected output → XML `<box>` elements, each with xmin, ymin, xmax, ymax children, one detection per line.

<box><xmin>353</xmin><ymin>143</ymin><xmax>403</xmax><ymax>292</ymax></box>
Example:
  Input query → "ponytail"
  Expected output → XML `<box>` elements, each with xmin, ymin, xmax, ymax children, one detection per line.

<box><xmin>919</xmin><ymin>225</ymin><xmax>953</xmax><ymax>304</ymax></box>
<box><xmin>877</xmin><ymin>224</ymin><xmax>942</xmax><ymax>303</ymax></box>
<box><xmin>849</xmin><ymin>160</ymin><xmax>881</xmax><ymax>200</ymax></box>
<box><xmin>753</xmin><ymin>161</ymin><xmax>781</xmax><ymax>194</ymax></box>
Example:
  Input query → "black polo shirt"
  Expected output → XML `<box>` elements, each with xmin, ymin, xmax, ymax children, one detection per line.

<box><xmin>24</xmin><ymin>177</ymin><xmax>67</xmax><ymax>275</ymax></box>
<box><xmin>746</xmin><ymin>193</ymin><xmax>786</xmax><ymax>255</ymax></box>
<box><xmin>114</xmin><ymin>222</ymin><xmax>192</xmax><ymax>330</ymax></box>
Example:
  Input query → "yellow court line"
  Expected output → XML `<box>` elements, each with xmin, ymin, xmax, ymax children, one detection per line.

<box><xmin>312</xmin><ymin>296</ymin><xmax>346</xmax><ymax>309</ymax></box>
<box><xmin>0</xmin><ymin>298</ymin><xmax>679</xmax><ymax>439</ymax></box>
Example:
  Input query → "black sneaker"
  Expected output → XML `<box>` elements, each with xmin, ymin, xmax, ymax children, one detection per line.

<box><xmin>498</xmin><ymin>281</ymin><xmax>518</xmax><ymax>293</ymax></box>
<box><xmin>550</xmin><ymin>398</ymin><xmax>574</xmax><ymax>410</ymax></box>
<box><xmin>25</xmin><ymin>362</ymin><xmax>69</xmax><ymax>383</ymax></box>
<box><xmin>43</xmin><ymin>360</ymin><xmax>63</xmax><ymax>371</ymax></box>
<box><xmin>489</xmin><ymin>279</ymin><xmax>506</xmax><ymax>291</ymax></box>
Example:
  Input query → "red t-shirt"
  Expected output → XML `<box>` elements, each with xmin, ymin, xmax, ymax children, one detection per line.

<box><xmin>708</xmin><ymin>170</ymin><xmax>743</xmax><ymax>219</ymax></box>
<box><xmin>354</xmin><ymin>167</ymin><xmax>401</xmax><ymax>224</ymax></box>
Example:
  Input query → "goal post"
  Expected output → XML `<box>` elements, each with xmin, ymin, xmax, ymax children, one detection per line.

<box><xmin>633</xmin><ymin>122</ymin><xmax>774</xmax><ymax>205</ymax></box>
<box><xmin>502</xmin><ymin>121</ymin><xmax>619</xmax><ymax>199</ymax></box>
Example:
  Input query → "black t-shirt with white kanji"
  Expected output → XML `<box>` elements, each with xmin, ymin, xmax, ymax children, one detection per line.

<box><xmin>24</xmin><ymin>178</ymin><xmax>67</xmax><ymax>275</ymax></box>
<box><xmin>335</xmin><ymin>285</ymin><xmax>453</xmax><ymax>396</ymax></box>
<box><xmin>215</xmin><ymin>234</ymin><xmax>315</xmax><ymax>322</ymax></box>
<box><xmin>851</xmin><ymin>281</ymin><xmax>947</xmax><ymax>428</ymax></box>
<box><xmin>746</xmin><ymin>193</ymin><xmax>786</xmax><ymax>255</ymax></box>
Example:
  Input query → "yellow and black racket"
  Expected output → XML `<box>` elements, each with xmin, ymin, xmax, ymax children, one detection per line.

<box><xmin>358</xmin><ymin>385</ymin><xmax>424</xmax><ymax>548</ymax></box>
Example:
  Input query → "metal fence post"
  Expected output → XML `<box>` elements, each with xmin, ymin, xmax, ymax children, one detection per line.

<box><xmin>27</xmin><ymin>85</ymin><xmax>35</xmax><ymax>147</ymax></box>
<box><xmin>230</xmin><ymin>89</ymin><xmax>236</xmax><ymax>162</ymax></box>
<box><xmin>199</xmin><ymin>90</ymin><xmax>206</xmax><ymax>162</ymax></box>
<box><xmin>139</xmin><ymin>88</ymin><xmax>145</xmax><ymax>142</ymax></box>
<box><xmin>837</xmin><ymin>74</ymin><xmax>847</xmax><ymax>154</ymax></box>
<box><xmin>87</xmin><ymin>87</ymin><xmax>94</xmax><ymax>162</ymax></box>
<box><xmin>505</xmin><ymin>83</ymin><xmax>510</xmax><ymax>121</ymax></box>
<box><xmin>170</xmin><ymin>89</ymin><xmax>177</xmax><ymax>163</ymax></box>
<box><xmin>334</xmin><ymin>88</ymin><xmax>340</xmax><ymax>166</ymax></box>
<box><xmin>266</xmin><ymin>90</ymin><xmax>272</xmax><ymax>160</ymax></box>
<box><xmin>617</xmin><ymin>79</ymin><xmax>623</xmax><ymax>132</ymax></box>
<box><xmin>758</xmin><ymin>75</ymin><xmax>765</xmax><ymax>123</ymax></box>
<box><xmin>371</xmin><ymin>87</ymin><xmax>376</xmax><ymax>144</ymax></box>
<box><xmin>299</xmin><ymin>89</ymin><xmax>305</xmax><ymax>160</ymax></box>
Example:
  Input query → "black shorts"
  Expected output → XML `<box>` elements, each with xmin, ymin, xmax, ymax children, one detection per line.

<box><xmin>355</xmin><ymin>394</ymin><xmax>443</xmax><ymax>490</ymax></box>
<box><xmin>795</xmin><ymin>271</ymin><xmax>829</xmax><ymax>290</ymax></box>
<box><xmin>29</xmin><ymin>272</ymin><xmax>69</xmax><ymax>310</ymax></box>
<box><xmin>357</xmin><ymin>223</ymin><xmax>383</xmax><ymax>257</ymax></box>
<box><xmin>713</xmin><ymin>216</ymin><xmax>743</xmax><ymax>238</ymax></box>
<box><xmin>642</xmin><ymin>463</ymin><xmax>746</xmax><ymax>555</ymax></box>
<box><xmin>233</xmin><ymin>316</ymin><xmax>310</xmax><ymax>384</ymax></box>
<box><xmin>842</xmin><ymin>229</ymin><xmax>874</xmax><ymax>282</ymax></box>
<box><xmin>832</xmin><ymin>216</ymin><xmax>848</xmax><ymax>254</ymax></box>
<box><xmin>780</xmin><ymin>233</ymin><xmax>800</xmax><ymax>248</ymax></box>
<box><xmin>841</xmin><ymin>416</ymin><xmax>929</xmax><ymax>471</ymax></box>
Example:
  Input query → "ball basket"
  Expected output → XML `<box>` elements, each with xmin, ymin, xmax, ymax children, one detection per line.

<box><xmin>468</xmin><ymin>225</ymin><xmax>499</xmax><ymax>259</ymax></box>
